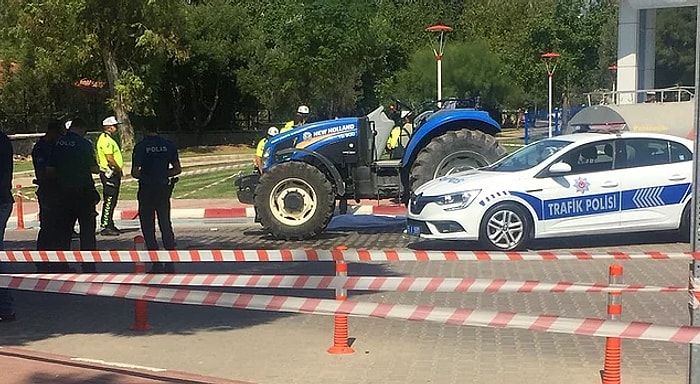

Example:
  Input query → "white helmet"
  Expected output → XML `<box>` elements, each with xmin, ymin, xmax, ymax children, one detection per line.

<box><xmin>267</xmin><ymin>126</ymin><xmax>279</xmax><ymax>136</ymax></box>
<box><xmin>297</xmin><ymin>105</ymin><xmax>310</xmax><ymax>115</ymax></box>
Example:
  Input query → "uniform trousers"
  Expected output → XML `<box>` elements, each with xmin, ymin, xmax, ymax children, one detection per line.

<box><xmin>0</xmin><ymin>202</ymin><xmax>15</xmax><ymax>316</ymax></box>
<box><xmin>55</xmin><ymin>186</ymin><xmax>99</xmax><ymax>272</ymax></box>
<box><xmin>138</xmin><ymin>183</ymin><xmax>175</xmax><ymax>250</ymax></box>
<box><xmin>99</xmin><ymin>172</ymin><xmax>121</xmax><ymax>229</ymax></box>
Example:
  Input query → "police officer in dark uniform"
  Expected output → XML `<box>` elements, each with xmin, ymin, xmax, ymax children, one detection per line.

<box><xmin>131</xmin><ymin>125</ymin><xmax>181</xmax><ymax>273</ymax></box>
<box><xmin>32</xmin><ymin>120</ymin><xmax>68</xmax><ymax>272</ymax></box>
<box><xmin>46</xmin><ymin>117</ymin><xmax>100</xmax><ymax>273</ymax></box>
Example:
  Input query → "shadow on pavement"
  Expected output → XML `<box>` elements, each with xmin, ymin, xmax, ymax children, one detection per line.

<box><xmin>408</xmin><ymin>230</ymin><xmax>687</xmax><ymax>251</ymax></box>
<box><xmin>1</xmin><ymin>231</ymin><xmax>405</xmax><ymax>347</ymax></box>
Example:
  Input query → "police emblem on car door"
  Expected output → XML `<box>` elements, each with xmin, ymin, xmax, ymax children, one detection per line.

<box><xmin>536</xmin><ymin>140</ymin><xmax>622</xmax><ymax>235</ymax></box>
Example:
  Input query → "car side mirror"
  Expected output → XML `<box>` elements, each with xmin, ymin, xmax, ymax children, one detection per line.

<box><xmin>548</xmin><ymin>162</ymin><xmax>572</xmax><ymax>174</ymax></box>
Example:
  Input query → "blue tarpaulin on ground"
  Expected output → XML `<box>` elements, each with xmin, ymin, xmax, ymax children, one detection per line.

<box><xmin>327</xmin><ymin>214</ymin><xmax>406</xmax><ymax>231</ymax></box>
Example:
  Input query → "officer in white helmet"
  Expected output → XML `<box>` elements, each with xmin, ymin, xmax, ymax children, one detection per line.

<box><xmin>255</xmin><ymin>126</ymin><xmax>279</xmax><ymax>173</ymax></box>
<box><xmin>281</xmin><ymin>105</ymin><xmax>310</xmax><ymax>133</ymax></box>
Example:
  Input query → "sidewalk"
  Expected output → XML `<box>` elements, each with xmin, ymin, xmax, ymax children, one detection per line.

<box><xmin>0</xmin><ymin>347</ymin><xmax>252</xmax><ymax>384</ymax></box>
<box><xmin>8</xmin><ymin>198</ymin><xmax>407</xmax><ymax>224</ymax></box>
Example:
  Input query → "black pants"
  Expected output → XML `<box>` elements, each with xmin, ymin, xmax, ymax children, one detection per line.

<box><xmin>99</xmin><ymin>172</ymin><xmax>121</xmax><ymax>229</ymax></box>
<box><xmin>138</xmin><ymin>184</ymin><xmax>175</xmax><ymax>250</ymax></box>
<box><xmin>55</xmin><ymin>187</ymin><xmax>99</xmax><ymax>272</ymax></box>
<box><xmin>35</xmin><ymin>185</ymin><xmax>71</xmax><ymax>272</ymax></box>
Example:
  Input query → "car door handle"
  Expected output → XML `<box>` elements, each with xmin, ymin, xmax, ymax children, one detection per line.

<box><xmin>668</xmin><ymin>175</ymin><xmax>687</xmax><ymax>181</ymax></box>
<box><xmin>601</xmin><ymin>181</ymin><xmax>618</xmax><ymax>188</ymax></box>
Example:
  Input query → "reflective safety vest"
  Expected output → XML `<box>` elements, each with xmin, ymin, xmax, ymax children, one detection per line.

<box><xmin>255</xmin><ymin>137</ymin><xmax>268</xmax><ymax>157</ymax></box>
<box><xmin>281</xmin><ymin>120</ymin><xmax>295</xmax><ymax>133</ymax></box>
<box><xmin>386</xmin><ymin>126</ymin><xmax>401</xmax><ymax>150</ymax></box>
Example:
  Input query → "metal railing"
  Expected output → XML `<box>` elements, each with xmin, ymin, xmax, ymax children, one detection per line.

<box><xmin>584</xmin><ymin>86</ymin><xmax>695</xmax><ymax>106</ymax></box>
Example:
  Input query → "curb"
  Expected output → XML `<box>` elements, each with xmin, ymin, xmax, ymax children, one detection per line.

<box><xmin>0</xmin><ymin>346</ymin><xmax>253</xmax><ymax>384</ymax></box>
<box><xmin>8</xmin><ymin>205</ymin><xmax>408</xmax><ymax>223</ymax></box>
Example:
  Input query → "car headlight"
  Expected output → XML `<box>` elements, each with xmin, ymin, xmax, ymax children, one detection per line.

<box><xmin>435</xmin><ymin>190</ymin><xmax>481</xmax><ymax>211</ymax></box>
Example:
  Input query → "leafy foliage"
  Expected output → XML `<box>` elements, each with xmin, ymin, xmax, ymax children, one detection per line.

<box><xmin>0</xmin><ymin>0</ymin><xmax>692</xmax><ymax>139</ymax></box>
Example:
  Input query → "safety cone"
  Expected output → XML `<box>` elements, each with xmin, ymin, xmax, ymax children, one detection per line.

<box><xmin>130</xmin><ymin>235</ymin><xmax>152</xmax><ymax>331</ymax></box>
<box><xmin>602</xmin><ymin>264</ymin><xmax>622</xmax><ymax>384</ymax></box>
<box><xmin>328</xmin><ymin>245</ymin><xmax>354</xmax><ymax>354</ymax></box>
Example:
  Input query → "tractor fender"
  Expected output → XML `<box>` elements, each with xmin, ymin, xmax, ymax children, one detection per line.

<box><xmin>402</xmin><ymin>109</ymin><xmax>501</xmax><ymax>167</ymax></box>
<box><xmin>275</xmin><ymin>147</ymin><xmax>346</xmax><ymax>197</ymax></box>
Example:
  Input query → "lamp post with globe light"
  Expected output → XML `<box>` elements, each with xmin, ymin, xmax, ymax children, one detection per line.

<box><xmin>541</xmin><ymin>52</ymin><xmax>561</xmax><ymax>138</ymax></box>
<box><xmin>425</xmin><ymin>24</ymin><xmax>453</xmax><ymax>108</ymax></box>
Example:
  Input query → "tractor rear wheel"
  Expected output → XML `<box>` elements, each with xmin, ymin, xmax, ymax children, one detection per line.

<box><xmin>255</xmin><ymin>162</ymin><xmax>335</xmax><ymax>240</ymax></box>
<box><xmin>409</xmin><ymin>129</ymin><xmax>506</xmax><ymax>193</ymax></box>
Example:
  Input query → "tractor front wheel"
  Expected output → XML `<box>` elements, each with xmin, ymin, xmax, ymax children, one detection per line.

<box><xmin>255</xmin><ymin>162</ymin><xmax>335</xmax><ymax>240</ymax></box>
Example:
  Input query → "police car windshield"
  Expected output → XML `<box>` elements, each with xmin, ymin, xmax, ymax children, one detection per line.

<box><xmin>485</xmin><ymin>139</ymin><xmax>573</xmax><ymax>172</ymax></box>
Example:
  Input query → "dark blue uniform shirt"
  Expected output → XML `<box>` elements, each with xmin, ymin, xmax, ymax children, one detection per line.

<box><xmin>132</xmin><ymin>135</ymin><xmax>179</xmax><ymax>186</ymax></box>
<box><xmin>47</xmin><ymin>131</ymin><xmax>97</xmax><ymax>190</ymax></box>
<box><xmin>32</xmin><ymin>137</ymin><xmax>53</xmax><ymax>182</ymax></box>
<box><xmin>0</xmin><ymin>132</ymin><xmax>13</xmax><ymax>204</ymax></box>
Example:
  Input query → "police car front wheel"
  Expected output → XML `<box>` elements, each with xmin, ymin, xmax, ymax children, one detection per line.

<box><xmin>479</xmin><ymin>203</ymin><xmax>531</xmax><ymax>251</ymax></box>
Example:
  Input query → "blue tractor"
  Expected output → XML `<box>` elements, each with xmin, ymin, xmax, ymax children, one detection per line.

<box><xmin>236</xmin><ymin>101</ymin><xmax>506</xmax><ymax>239</ymax></box>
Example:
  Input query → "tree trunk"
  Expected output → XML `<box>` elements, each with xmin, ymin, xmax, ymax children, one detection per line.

<box><xmin>101</xmin><ymin>45</ymin><xmax>135</xmax><ymax>150</ymax></box>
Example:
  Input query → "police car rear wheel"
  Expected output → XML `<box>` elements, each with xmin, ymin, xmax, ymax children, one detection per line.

<box><xmin>480</xmin><ymin>203</ymin><xmax>530</xmax><ymax>251</ymax></box>
<box><xmin>255</xmin><ymin>162</ymin><xmax>335</xmax><ymax>240</ymax></box>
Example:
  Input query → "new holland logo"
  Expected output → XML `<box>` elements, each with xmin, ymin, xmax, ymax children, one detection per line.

<box><xmin>302</xmin><ymin>131</ymin><xmax>313</xmax><ymax>141</ymax></box>
<box><xmin>574</xmin><ymin>177</ymin><xmax>590</xmax><ymax>194</ymax></box>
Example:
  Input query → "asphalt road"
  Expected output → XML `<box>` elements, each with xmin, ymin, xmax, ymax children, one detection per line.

<box><xmin>0</xmin><ymin>223</ymin><xmax>694</xmax><ymax>384</ymax></box>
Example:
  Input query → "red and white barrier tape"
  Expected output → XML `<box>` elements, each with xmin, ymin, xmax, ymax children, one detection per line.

<box><xmin>1</xmin><ymin>249</ymin><xmax>698</xmax><ymax>263</ymax></box>
<box><xmin>690</xmin><ymin>276</ymin><xmax>700</xmax><ymax>310</ymax></box>
<box><xmin>0</xmin><ymin>275</ymin><xmax>697</xmax><ymax>344</ymax></box>
<box><xmin>121</xmin><ymin>163</ymin><xmax>250</xmax><ymax>185</ymax></box>
<box><xmin>5</xmin><ymin>273</ymin><xmax>687</xmax><ymax>294</ymax></box>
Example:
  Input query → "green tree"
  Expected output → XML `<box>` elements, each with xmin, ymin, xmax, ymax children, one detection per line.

<box><xmin>655</xmin><ymin>6</ymin><xmax>697</xmax><ymax>88</ymax></box>
<box><xmin>381</xmin><ymin>40</ymin><xmax>515</xmax><ymax>111</ymax></box>
<box><xmin>0</xmin><ymin>0</ymin><xmax>186</xmax><ymax>149</ymax></box>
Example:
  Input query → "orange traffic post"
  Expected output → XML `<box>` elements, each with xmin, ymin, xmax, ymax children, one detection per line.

<box><xmin>602</xmin><ymin>264</ymin><xmax>623</xmax><ymax>384</ymax></box>
<box><xmin>130</xmin><ymin>235</ymin><xmax>152</xmax><ymax>332</ymax></box>
<box><xmin>328</xmin><ymin>245</ymin><xmax>354</xmax><ymax>354</ymax></box>
<box><xmin>14</xmin><ymin>184</ymin><xmax>24</xmax><ymax>230</ymax></box>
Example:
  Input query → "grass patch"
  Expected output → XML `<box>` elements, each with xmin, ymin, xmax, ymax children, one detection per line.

<box><xmin>13</xmin><ymin>160</ymin><xmax>34</xmax><ymax>174</ymax></box>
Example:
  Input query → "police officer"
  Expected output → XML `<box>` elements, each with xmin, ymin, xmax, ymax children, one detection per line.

<box><xmin>255</xmin><ymin>126</ymin><xmax>279</xmax><ymax>173</ymax></box>
<box><xmin>131</xmin><ymin>125</ymin><xmax>182</xmax><ymax>274</ymax></box>
<box><xmin>46</xmin><ymin>117</ymin><xmax>100</xmax><ymax>273</ymax></box>
<box><xmin>96</xmin><ymin>115</ymin><xmax>124</xmax><ymax>236</ymax></box>
<box><xmin>32</xmin><ymin>120</ymin><xmax>68</xmax><ymax>272</ymax></box>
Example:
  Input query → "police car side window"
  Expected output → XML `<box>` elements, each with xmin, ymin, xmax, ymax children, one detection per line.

<box><xmin>670</xmin><ymin>141</ymin><xmax>692</xmax><ymax>163</ymax></box>
<box><xmin>622</xmin><ymin>138</ymin><xmax>670</xmax><ymax>168</ymax></box>
<box><xmin>562</xmin><ymin>141</ymin><xmax>613</xmax><ymax>174</ymax></box>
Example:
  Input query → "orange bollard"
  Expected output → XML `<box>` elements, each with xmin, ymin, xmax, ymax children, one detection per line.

<box><xmin>130</xmin><ymin>235</ymin><xmax>152</xmax><ymax>332</ymax></box>
<box><xmin>602</xmin><ymin>264</ymin><xmax>622</xmax><ymax>384</ymax></box>
<box><xmin>15</xmin><ymin>184</ymin><xmax>24</xmax><ymax>230</ymax></box>
<box><xmin>327</xmin><ymin>246</ymin><xmax>354</xmax><ymax>354</ymax></box>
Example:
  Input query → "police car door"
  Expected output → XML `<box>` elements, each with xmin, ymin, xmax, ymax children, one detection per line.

<box><xmin>537</xmin><ymin>139</ymin><xmax>621</xmax><ymax>235</ymax></box>
<box><xmin>617</xmin><ymin>137</ymin><xmax>692</xmax><ymax>230</ymax></box>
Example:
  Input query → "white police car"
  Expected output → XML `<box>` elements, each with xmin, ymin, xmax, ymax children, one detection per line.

<box><xmin>407</xmin><ymin>132</ymin><xmax>693</xmax><ymax>250</ymax></box>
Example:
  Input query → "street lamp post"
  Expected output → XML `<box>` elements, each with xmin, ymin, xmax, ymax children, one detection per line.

<box><xmin>608</xmin><ymin>64</ymin><xmax>618</xmax><ymax>104</ymax></box>
<box><xmin>541</xmin><ymin>52</ymin><xmax>561</xmax><ymax>138</ymax></box>
<box><xmin>425</xmin><ymin>24</ymin><xmax>453</xmax><ymax>108</ymax></box>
